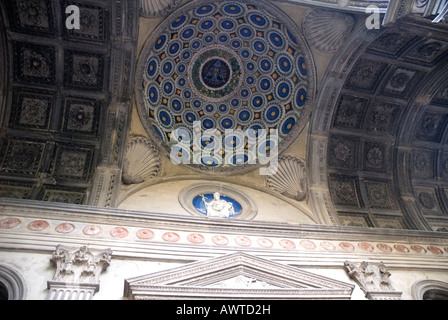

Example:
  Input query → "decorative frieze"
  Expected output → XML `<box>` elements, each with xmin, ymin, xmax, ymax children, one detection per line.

<box><xmin>2</xmin><ymin>214</ymin><xmax>447</xmax><ymax>260</ymax></box>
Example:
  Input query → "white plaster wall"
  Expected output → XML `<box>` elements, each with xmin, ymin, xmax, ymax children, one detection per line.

<box><xmin>0</xmin><ymin>250</ymin><xmax>184</xmax><ymax>300</ymax></box>
<box><xmin>301</xmin><ymin>267</ymin><xmax>367</xmax><ymax>300</ymax></box>
<box><xmin>0</xmin><ymin>251</ymin><xmax>52</xmax><ymax>300</ymax></box>
<box><xmin>387</xmin><ymin>269</ymin><xmax>448</xmax><ymax>300</ymax></box>
<box><xmin>2</xmin><ymin>249</ymin><xmax>447</xmax><ymax>300</ymax></box>
<box><xmin>118</xmin><ymin>180</ymin><xmax>316</xmax><ymax>224</ymax></box>
<box><xmin>95</xmin><ymin>258</ymin><xmax>184</xmax><ymax>300</ymax></box>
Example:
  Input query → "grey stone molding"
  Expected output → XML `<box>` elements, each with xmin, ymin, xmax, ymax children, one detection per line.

<box><xmin>274</xmin><ymin>0</ymin><xmax>390</xmax><ymax>13</ymax></box>
<box><xmin>140</xmin><ymin>0</ymin><xmax>183</xmax><ymax>17</ymax></box>
<box><xmin>344</xmin><ymin>261</ymin><xmax>402</xmax><ymax>299</ymax></box>
<box><xmin>0</xmin><ymin>264</ymin><xmax>27</xmax><ymax>300</ymax></box>
<box><xmin>383</xmin><ymin>0</ymin><xmax>416</xmax><ymax>25</ymax></box>
<box><xmin>89</xmin><ymin>166</ymin><xmax>122</xmax><ymax>208</ymax></box>
<box><xmin>124</xmin><ymin>252</ymin><xmax>355</xmax><ymax>299</ymax></box>
<box><xmin>46</xmin><ymin>281</ymin><xmax>100</xmax><ymax>300</ymax></box>
<box><xmin>46</xmin><ymin>245</ymin><xmax>112</xmax><ymax>300</ymax></box>
<box><xmin>0</xmin><ymin>13</ymin><xmax>6</xmax><ymax>133</ymax></box>
<box><xmin>411</xmin><ymin>279</ymin><xmax>448</xmax><ymax>299</ymax></box>
<box><xmin>89</xmin><ymin>0</ymin><xmax>140</xmax><ymax>207</ymax></box>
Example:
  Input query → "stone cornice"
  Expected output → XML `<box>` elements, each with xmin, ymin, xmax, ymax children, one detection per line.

<box><xmin>0</xmin><ymin>199</ymin><xmax>447</xmax><ymax>270</ymax></box>
<box><xmin>1</xmin><ymin>199</ymin><xmax>448</xmax><ymax>243</ymax></box>
<box><xmin>273</xmin><ymin>0</ymin><xmax>389</xmax><ymax>13</ymax></box>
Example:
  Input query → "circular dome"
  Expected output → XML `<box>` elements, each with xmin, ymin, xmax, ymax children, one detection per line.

<box><xmin>135</xmin><ymin>0</ymin><xmax>316</xmax><ymax>174</ymax></box>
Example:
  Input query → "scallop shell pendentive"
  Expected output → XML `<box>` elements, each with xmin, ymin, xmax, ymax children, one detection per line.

<box><xmin>303</xmin><ymin>8</ymin><xmax>355</xmax><ymax>53</ymax></box>
<box><xmin>140</xmin><ymin>0</ymin><xmax>182</xmax><ymax>18</ymax></box>
<box><xmin>266</xmin><ymin>155</ymin><xmax>307</xmax><ymax>201</ymax></box>
<box><xmin>122</xmin><ymin>136</ymin><xmax>161</xmax><ymax>185</ymax></box>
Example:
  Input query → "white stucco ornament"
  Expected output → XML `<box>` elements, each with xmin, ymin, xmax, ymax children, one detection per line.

<box><xmin>202</xmin><ymin>192</ymin><xmax>234</xmax><ymax>218</ymax></box>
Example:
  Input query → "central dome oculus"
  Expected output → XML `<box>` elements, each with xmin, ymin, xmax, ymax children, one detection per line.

<box><xmin>191</xmin><ymin>47</ymin><xmax>242</xmax><ymax>100</ymax></box>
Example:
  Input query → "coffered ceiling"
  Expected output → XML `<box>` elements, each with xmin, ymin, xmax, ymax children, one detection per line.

<box><xmin>0</xmin><ymin>0</ymin><xmax>447</xmax><ymax>232</ymax></box>
<box><xmin>308</xmin><ymin>14</ymin><xmax>448</xmax><ymax>231</ymax></box>
<box><xmin>0</xmin><ymin>0</ymin><xmax>138</xmax><ymax>204</ymax></box>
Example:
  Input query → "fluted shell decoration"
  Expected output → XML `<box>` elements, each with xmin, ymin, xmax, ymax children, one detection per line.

<box><xmin>122</xmin><ymin>136</ymin><xmax>161</xmax><ymax>185</ymax></box>
<box><xmin>302</xmin><ymin>8</ymin><xmax>355</xmax><ymax>53</ymax></box>
<box><xmin>266</xmin><ymin>155</ymin><xmax>307</xmax><ymax>201</ymax></box>
<box><xmin>140</xmin><ymin>0</ymin><xmax>182</xmax><ymax>18</ymax></box>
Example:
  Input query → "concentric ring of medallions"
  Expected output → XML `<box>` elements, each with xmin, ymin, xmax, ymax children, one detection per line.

<box><xmin>136</xmin><ymin>0</ymin><xmax>316</xmax><ymax>174</ymax></box>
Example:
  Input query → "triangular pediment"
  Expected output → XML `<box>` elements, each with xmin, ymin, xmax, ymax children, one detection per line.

<box><xmin>124</xmin><ymin>252</ymin><xmax>354</xmax><ymax>300</ymax></box>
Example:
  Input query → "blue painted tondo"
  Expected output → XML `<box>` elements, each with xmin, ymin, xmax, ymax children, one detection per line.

<box><xmin>193</xmin><ymin>193</ymin><xmax>243</xmax><ymax>217</ymax></box>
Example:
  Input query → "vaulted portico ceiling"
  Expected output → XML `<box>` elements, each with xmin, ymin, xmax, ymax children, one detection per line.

<box><xmin>0</xmin><ymin>0</ymin><xmax>447</xmax><ymax>234</ymax></box>
<box><xmin>0</xmin><ymin>0</ymin><xmax>138</xmax><ymax>206</ymax></box>
<box><xmin>307</xmin><ymin>14</ymin><xmax>448</xmax><ymax>231</ymax></box>
<box><xmin>124</xmin><ymin>252</ymin><xmax>355</xmax><ymax>299</ymax></box>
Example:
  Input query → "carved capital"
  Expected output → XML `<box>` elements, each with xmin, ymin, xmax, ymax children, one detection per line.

<box><xmin>344</xmin><ymin>261</ymin><xmax>402</xmax><ymax>300</ymax></box>
<box><xmin>47</xmin><ymin>245</ymin><xmax>112</xmax><ymax>300</ymax></box>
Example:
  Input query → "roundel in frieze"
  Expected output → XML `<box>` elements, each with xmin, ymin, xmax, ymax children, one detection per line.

<box><xmin>135</xmin><ymin>0</ymin><xmax>316</xmax><ymax>174</ymax></box>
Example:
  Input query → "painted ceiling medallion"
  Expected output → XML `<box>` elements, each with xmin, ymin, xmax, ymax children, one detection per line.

<box><xmin>136</xmin><ymin>0</ymin><xmax>316</xmax><ymax>174</ymax></box>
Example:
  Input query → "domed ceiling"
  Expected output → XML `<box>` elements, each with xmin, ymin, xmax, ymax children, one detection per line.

<box><xmin>135</xmin><ymin>0</ymin><xmax>316</xmax><ymax>174</ymax></box>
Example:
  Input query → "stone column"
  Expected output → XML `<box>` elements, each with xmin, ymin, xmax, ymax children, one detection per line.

<box><xmin>344</xmin><ymin>261</ymin><xmax>402</xmax><ymax>300</ymax></box>
<box><xmin>47</xmin><ymin>245</ymin><xmax>112</xmax><ymax>300</ymax></box>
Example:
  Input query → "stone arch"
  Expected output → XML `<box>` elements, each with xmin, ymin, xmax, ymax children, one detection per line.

<box><xmin>412</xmin><ymin>280</ymin><xmax>448</xmax><ymax>300</ymax></box>
<box><xmin>0</xmin><ymin>264</ymin><xmax>27</xmax><ymax>300</ymax></box>
<box><xmin>307</xmin><ymin>15</ymin><xmax>448</xmax><ymax>231</ymax></box>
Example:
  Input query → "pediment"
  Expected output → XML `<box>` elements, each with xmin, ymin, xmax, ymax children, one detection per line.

<box><xmin>124</xmin><ymin>252</ymin><xmax>354</xmax><ymax>300</ymax></box>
